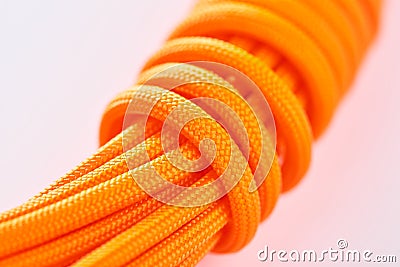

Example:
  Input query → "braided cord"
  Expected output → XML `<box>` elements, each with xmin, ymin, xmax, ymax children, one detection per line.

<box><xmin>0</xmin><ymin>0</ymin><xmax>381</xmax><ymax>266</ymax></box>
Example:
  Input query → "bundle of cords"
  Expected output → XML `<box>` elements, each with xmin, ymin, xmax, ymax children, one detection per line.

<box><xmin>0</xmin><ymin>0</ymin><xmax>382</xmax><ymax>266</ymax></box>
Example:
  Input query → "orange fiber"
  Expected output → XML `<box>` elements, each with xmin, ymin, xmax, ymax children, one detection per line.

<box><xmin>0</xmin><ymin>0</ymin><xmax>381</xmax><ymax>266</ymax></box>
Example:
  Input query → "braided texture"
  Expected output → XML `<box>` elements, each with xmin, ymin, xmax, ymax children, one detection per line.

<box><xmin>0</xmin><ymin>0</ymin><xmax>381</xmax><ymax>266</ymax></box>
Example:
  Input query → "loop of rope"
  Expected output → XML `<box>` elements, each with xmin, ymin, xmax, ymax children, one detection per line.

<box><xmin>0</xmin><ymin>0</ymin><xmax>380</xmax><ymax>266</ymax></box>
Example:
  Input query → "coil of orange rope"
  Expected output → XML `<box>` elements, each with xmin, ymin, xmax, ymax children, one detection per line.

<box><xmin>0</xmin><ymin>0</ymin><xmax>381</xmax><ymax>266</ymax></box>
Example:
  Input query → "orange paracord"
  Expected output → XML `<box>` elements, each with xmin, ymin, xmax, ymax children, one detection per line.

<box><xmin>0</xmin><ymin>0</ymin><xmax>381</xmax><ymax>266</ymax></box>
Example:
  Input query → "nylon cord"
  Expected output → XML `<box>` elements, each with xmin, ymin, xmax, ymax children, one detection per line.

<box><xmin>0</xmin><ymin>0</ymin><xmax>381</xmax><ymax>266</ymax></box>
